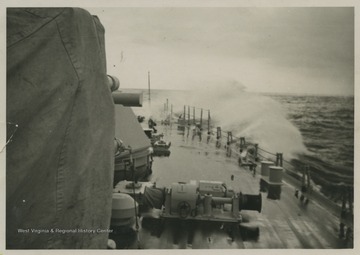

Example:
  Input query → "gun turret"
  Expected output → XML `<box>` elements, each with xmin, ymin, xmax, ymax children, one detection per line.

<box><xmin>107</xmin><ymin>74</ymin><xmax>143</xmax><ymax>107</ymax></box>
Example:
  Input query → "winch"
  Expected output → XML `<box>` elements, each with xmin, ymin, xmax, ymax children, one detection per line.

<box><xmin>162</xmin><ymin>180</ymin><xmax>261</xmax><ymax>222</ymax></box>
<box><xmin>114</xmin><ymin>180</ymin><xmax>261</xmax><ymax>223</ymax></box>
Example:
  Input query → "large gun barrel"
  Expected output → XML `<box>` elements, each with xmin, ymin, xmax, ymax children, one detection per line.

<box><xmin>112</xmin><ymin>92</ymin><xmax>143</xmax><ymax>107</ymax></box>
<box><xmin>107</xmin><ymin>74</ymin><xmax>143</xmax><ymax>107</ymax></box>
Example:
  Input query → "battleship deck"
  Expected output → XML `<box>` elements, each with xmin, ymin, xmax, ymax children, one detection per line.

<box><xmin>120</xmin><ymin>124</ymin><xmax>351</xmax><ymax>249</ymax></box>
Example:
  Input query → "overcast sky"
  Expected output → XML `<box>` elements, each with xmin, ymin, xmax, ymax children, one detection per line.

<box><xmin>87</xmin><ymin>7</ymin><xmax>354</xmax><ymax>95</ymax></box>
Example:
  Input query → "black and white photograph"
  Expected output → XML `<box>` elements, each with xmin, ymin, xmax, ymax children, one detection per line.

<box><xmin>2</xmin><ymin>0</ymin><xmax>358</xmax><ymax>252</ymax></box>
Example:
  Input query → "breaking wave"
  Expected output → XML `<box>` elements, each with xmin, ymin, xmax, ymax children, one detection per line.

<box><xmin>128</xmin><ymin>82</ymin><xmax>308</xmax><ymax>161</ymax></box>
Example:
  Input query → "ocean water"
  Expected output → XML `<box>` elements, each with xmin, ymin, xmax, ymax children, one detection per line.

<box><xmin>269</xmin><ymin>94</ymin><xmax>354</xmax><ymax>169</ymax></box>
<box><xmin>269</xmin><ymin>94</ymin><xmax>354</xmax><ymax>198</ymax></box>
<box><xmin>127</xmin><ymin>85</ymin><xmax>354</xmax><ymax>199</ymax></box>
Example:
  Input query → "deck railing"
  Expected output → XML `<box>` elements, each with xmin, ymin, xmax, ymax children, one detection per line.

<box><xmin>158</xmin><ymin>101</ymin><xmax>353</xmax><ymax>236</ymax></box>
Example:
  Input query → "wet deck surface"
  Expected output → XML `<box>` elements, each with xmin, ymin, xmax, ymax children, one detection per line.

<box><xmin>115</xmin><ymin>125</ymin><xmax>352</xmax><ymax>249</ymax></box>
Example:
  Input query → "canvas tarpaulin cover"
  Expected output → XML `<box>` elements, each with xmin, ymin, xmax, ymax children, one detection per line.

<box><xmin>143</xmin><ymin>186</ymin><xmax>165</xmax><ymax>209</ymax></box>
<box><xmin>114</xmin><ymin>105</ymin><xmax>151</xmax><ymax>153</ymax></box>
<box><xmin>6</xmin><ymin>8</ymin><xmax>115</xmax><ymax>249</ymax></box>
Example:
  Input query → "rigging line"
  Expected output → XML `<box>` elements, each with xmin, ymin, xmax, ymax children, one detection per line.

<box><xmin>183</xmin><ymin>108</ymin><xmax>342</xmax><ymax>182</ymax></box>
<box><xmin>220</xmin><ymin>130</ymin><xmax>241</xmax><ymax>142</ymax></box>
<box><xmin>282</xmin><ymin>161</ymin><xmax>299</xmax><ymax>171</ymax></box>
<box><xmin>282</xmin><ymin>166</ymin><xmax>299</xmax><ymax>175</ymax></box>
<box><xmin>231</xmin><ymin>134</ymin><xmax>242</xmax><ymax>141</ymax></box>
<box><xmin>283</xmin><ymin>163</ymin><xmax>309</xmax><ymax>175</ymax></box>
<box><xmin>281</xmin><ymin>161</ymin><xmax>353</xmax><ymax>187</ymax></box>
<box><xmin>311</xmin><ymin>170</ymin><xmax>354</xmax><ymax>183</ymax></box>
<box><xmin>310</xmin><ymin>171</ymin><xmax>353</xmax><ymax>187</ymax></box>
<box><xmin>257</xmin><ymin>154</ymin><xmax>266</xmax><ymax>160</ymax></box>
<box><xmin>216</xmin><ymin>128</ymin><xmax>278</xmax><ymax>155</ymax></box>
<box><xmin>176</xmin><ymin>103</ymin><xmax>352</xmax><ymax>179</ymax></box>
<box><xmin>257</xmin><ymin>152</ymin><xmax>273</xmax><ymax>160</ymax></box>
<box><xmin>244</xmin><ymin>141</ymin><xmax>256</xmax><ymax>147</ymax></box>
<box><xmin>257</xmin><ymin>147</ymin><xmax>277</xmax><ymax>156</ymax></box>
<box><xmin>257</xmin><ymin>152</ymin><xmax>264</xmax><ymax>158</ymax></box>
<box><xmin>257</xmin><ymin>147</ymin><xmax>273</xmax><ymax>154</ymax></box>
<box><xmin>255</xmin><ymin>152</ymin><xmax>300</xmax><ymax>176</ymax></box>
<box><xmin>283</xmin><ymin>159</ymin><xmax>353</xmax><ymax>180</ymax></box>
<box><xmin>217</xmin><ymin>129</ymin><xmax>253</xmax><ymax>143</ymax></box>
<box><xmin>283</xmin><ymin>158</ymin><xmax>295</xmax><ymax>165</ymax></box>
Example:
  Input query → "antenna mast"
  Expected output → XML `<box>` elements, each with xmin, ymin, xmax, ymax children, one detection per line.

<box><xmin>148</xmin><ymin>71</ymin><xmax>151</xmax><ymax>102</ymax></box>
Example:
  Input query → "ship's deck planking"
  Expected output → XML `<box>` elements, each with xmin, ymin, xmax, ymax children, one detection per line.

<box><xmin>119</xmin><ymin>124</ymin><xmax>351</xmax><ymax>249</ymax></box>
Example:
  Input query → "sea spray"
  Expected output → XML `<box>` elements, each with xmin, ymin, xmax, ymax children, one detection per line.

<box><xmin>128</xmin><ymin>86</ymin><xmax>353</xmax><ymax>199</ymax></box>
<box><xmin>130</xmin><ymin>83</ymin><xmax>308</xmax><ymax>161</ymax></box>
<box><xmin>192</xmin><ymin>83</ymin><xmax>308</xmax><ymax>160</ymax></box>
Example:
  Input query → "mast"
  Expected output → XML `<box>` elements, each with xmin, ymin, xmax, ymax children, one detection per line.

<box><xmin>148</xmin><ymin>71</ymin><xmax>151</xmax><ymax>103</ymax></box>
<box><xmin>166</xmin><ymin>99</ymin><xmax>169</xmax><ymax>116</ymax></box>
<box><xmin>171</xmin><ymin>104</ymin><xmax>173</xmax><ymax>122</ymax></box>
